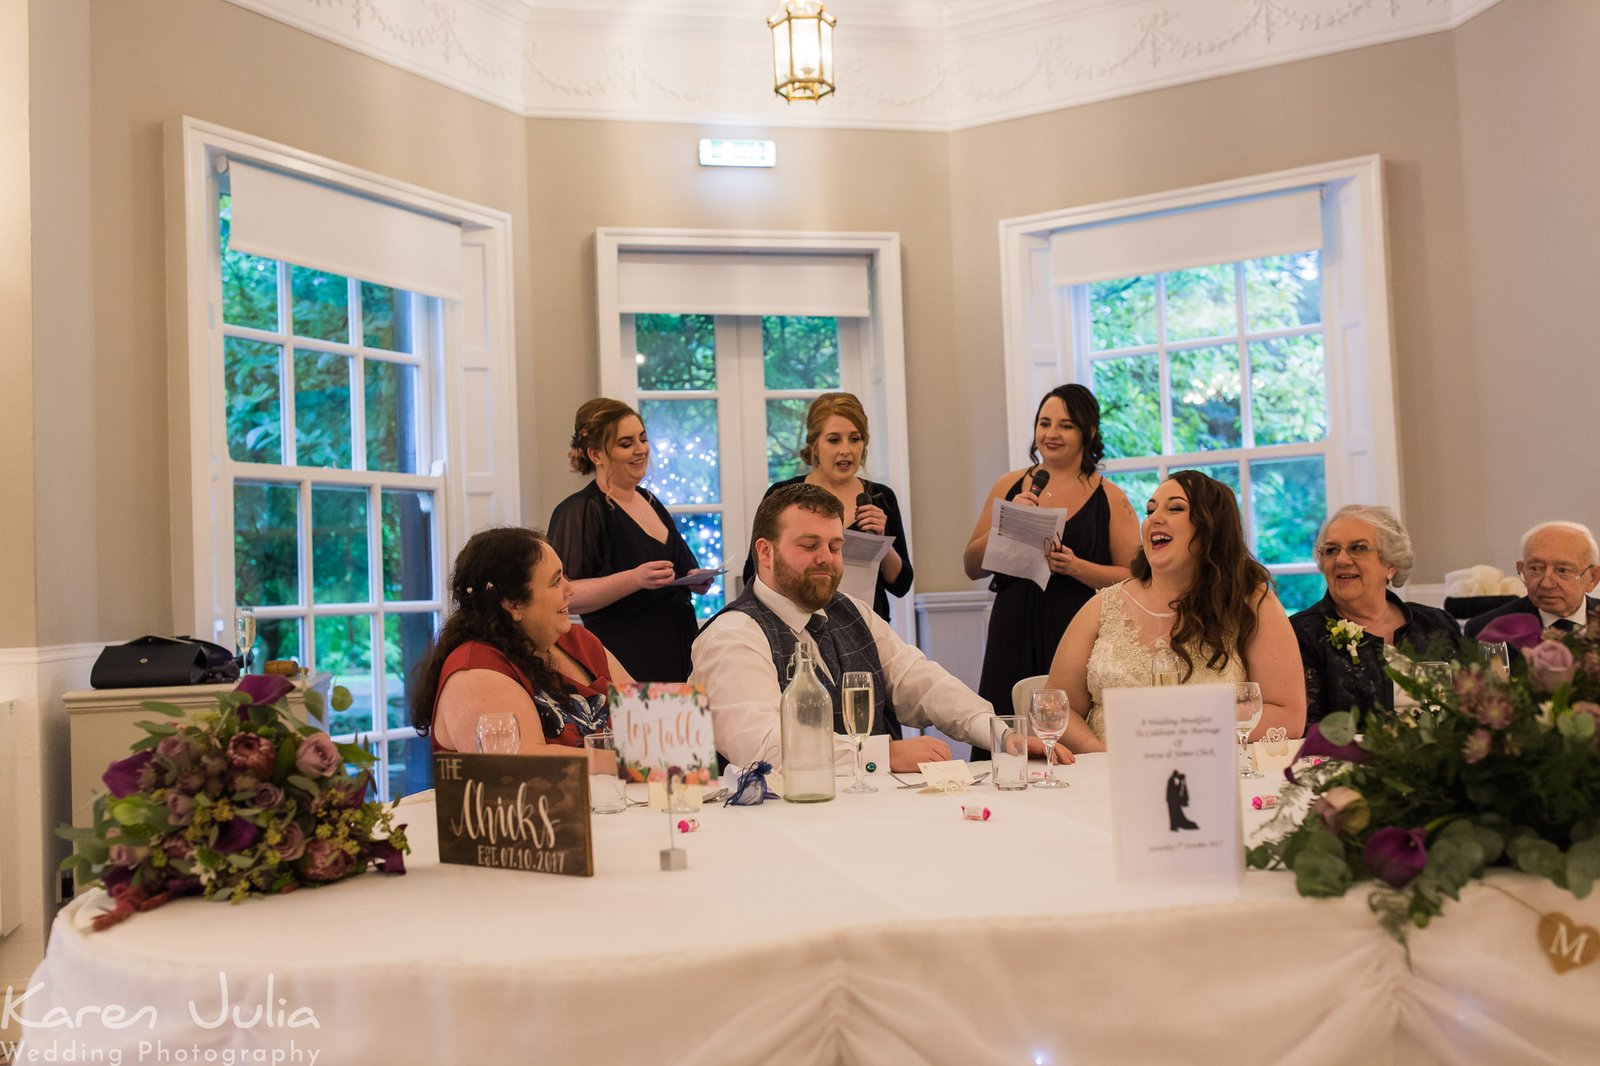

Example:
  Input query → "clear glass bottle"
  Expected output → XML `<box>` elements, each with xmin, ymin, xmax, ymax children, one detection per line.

<box><xmin>1151</xmin><ymin>637</ymin><xmax>1182</xmax><ymax>686</ymax></box>
<box><xmin>780</xmin><ymin>642</ymin><xmax>836</xmax><ymax>803</ymax></box>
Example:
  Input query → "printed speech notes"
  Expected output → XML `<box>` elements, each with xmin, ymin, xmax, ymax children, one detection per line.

<box><xmin>980</xmin><ymin>500</ymin><xmax>1068</xmax><ymax>590</ymax></box>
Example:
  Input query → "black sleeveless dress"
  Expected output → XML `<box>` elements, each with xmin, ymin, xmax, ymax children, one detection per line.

<box><xmin>975</xmin><ymin>477</ymin><xmax>1113</xmax><ymax>736</ymax></box>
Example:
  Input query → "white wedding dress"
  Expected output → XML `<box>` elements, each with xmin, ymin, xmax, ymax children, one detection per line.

<box><xmin>1084</xmin><ymin>582</ymin><xmax>1247</xmax><ymax>742</ymax></box>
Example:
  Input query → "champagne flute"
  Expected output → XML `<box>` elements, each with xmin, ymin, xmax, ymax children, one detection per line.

<box><xmin>233</xmin><ymin>606</ymin><xmax>257</xmax><ymax>673</ymax></box>
<box><xmin>1028</xmin><ymin>689</ymin><xmax>1071</xmax><ymax>789</ymax></box>
<box><xmin>1235</xmin><ymin>682</ymin><xmax>1263</xmax><ymax>779</ymax></box>
<box><xmin>475</xmin><ymin>713</ymin><xmax>520</xmax><ymax>754</ymax></box>
<box><xmin>840</xmin><ymin>671</ymin><xmax>877</xmax><ymax>794</ymax></box>
<box><xmin>1479</xmin><ymin>642</ymin><xmax>1511</xmax><ymax>679</ymax></box>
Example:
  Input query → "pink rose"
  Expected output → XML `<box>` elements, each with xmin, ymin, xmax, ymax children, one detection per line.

<box><xmin>252</xmin><ymin>783</ymin><xmax>285</xmax><ymax>810</ymax></box>
<box><xmin>276</xmin><ymin>821</ymin><xmax>307</xmax><ymax>862</ymax></box>
<box><xmin>157</xmin><ymin>734</ymin><xmax>194</xmax><ymax>764</ymax></box>
<box><xmin>165</xmin><ymin>791</ymin><xmax>195</xmax><ymax>827</ymax></box>
<box><xmin>300</xmin><ymin>838</ymin><xmax>354</xmax><ymax>883</ymax></box>
<box><xmin>1313</xmin><ymin>786</ymin><xmax>1370</xmax><ymax>835</ymax></box>
<box><xmin>1525</xmin><ymin>640</ymin><xmax>1577</xmax><ymax>693</ymax></box>
<box><xmin>226</xmin><ymin>733</ymin><xmax>277</xmax><ymax>778</ymax></box>
<box><xmin>294</xmin><ymin>734</ymin><xmax>341</xmax><ymax>779</ymax></box>
<box><xmin>108</xmin><ymin>843</ymin><xmax>149</xmax><ymax>868</ymax></box>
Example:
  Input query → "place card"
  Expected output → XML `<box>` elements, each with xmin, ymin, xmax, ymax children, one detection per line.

<box><xmin>608</xmin><ymin>682</ymin><xmax>718</xmax><ymax>782</ymax></box>
<box><xmin>917</xmin><ymin>759</ymin><xmax>977</xmax><ymax>792</ymax></box>
<box><xmin>433</xmin><ymin>752</ymin><xmax>593</xmax><ymax>877</ymax></box>
<box><xmin>1103</xmin><ymin>684</ymin><xmax>1240</xmax><ymax>889</ymax></box>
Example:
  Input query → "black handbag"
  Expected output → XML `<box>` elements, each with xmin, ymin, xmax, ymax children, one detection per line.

<box><xmin>90</xmin><ymin>635</ymin><xmax>242</xmax><ymax>690</ymax></box>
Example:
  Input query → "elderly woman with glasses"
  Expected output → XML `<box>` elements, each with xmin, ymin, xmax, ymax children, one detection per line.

<box><xmin>1289</xmin><ymin>504</ymin><xmax>1461</xmax><ymax>726</ymax></box>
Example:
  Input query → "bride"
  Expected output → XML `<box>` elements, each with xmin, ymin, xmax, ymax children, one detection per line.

<box><xmin>1044</xmin><ymin>470</ymin><xmax>1306</xmax><ymax>751</ymax></box>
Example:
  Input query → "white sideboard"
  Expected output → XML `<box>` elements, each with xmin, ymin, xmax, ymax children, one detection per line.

<box><xmin>64</xmin><ymin>675</ymin><xmax>331</xmax><ymax>833</ymax></box>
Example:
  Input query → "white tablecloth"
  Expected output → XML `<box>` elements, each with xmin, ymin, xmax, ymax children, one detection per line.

<box><xmin>17</xmin><ymin>755</ymin><xmax>1600</xmax><ymax>1065</ymax></box>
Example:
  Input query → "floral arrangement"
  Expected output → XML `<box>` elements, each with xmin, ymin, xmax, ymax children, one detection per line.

<box><xmin>1248</xmin><ymin>614</ymin><xmax>1600</xmax><ymax>943</ymax></box>
<box><xmin>59</xmin><ymin>676</ymin><xmax>409</xmax><ymax>930</ymax></box>
<box><xmin>1326</xmin><ymin>617</ymin><xmax>1365</xmax><ymax>661</ymax></box>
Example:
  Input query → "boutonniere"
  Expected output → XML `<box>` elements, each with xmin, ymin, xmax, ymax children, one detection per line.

<box><xmin>1327</xmin><ymin>618</ymin><xmax>1366</xmax><ymax>660</ymax></box>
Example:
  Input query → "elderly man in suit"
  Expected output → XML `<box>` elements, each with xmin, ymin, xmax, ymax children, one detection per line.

<box><xmin>1466</xmin><ymin>521</ymin><xmax>1600</xmax><ymax>637</ymax></box>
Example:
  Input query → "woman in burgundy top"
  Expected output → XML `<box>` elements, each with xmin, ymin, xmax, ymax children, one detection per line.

<box><xmin>411</xmin><ymin>527</ymin><xmax>634</xmax><ymax>753</ymax></box>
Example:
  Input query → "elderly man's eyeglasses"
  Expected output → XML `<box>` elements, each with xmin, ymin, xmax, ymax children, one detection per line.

<box><xmin>1521</xmin><ymin>563</ymin><xmax>1591</xmax><ymax>582</ymax></box>
<box><xmin>1319</xmin><ymin>542</ymin><xmax>1376</xmax><ymax>561</ymax></box>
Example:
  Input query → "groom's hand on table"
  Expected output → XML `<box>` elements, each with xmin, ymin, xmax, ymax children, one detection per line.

<box><xmin>889</xmin><ymin>736</ymin><xmax>952</xmax><ymax>772</ymax></box>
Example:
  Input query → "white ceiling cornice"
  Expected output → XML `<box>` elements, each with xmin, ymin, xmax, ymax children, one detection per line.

<box><xmin>219</xmin><ymin>0</ymin><xmax>1505</xmax><ymax>131</ymax></box>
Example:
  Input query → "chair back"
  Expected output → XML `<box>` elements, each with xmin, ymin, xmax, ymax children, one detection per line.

<box><xmin>1010</xmin><ymin>674</ymin><xmax>1049</xmax><ymax>717</ymax></box>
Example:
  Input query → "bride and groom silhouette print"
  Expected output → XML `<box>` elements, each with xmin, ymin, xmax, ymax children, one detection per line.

<box><xmin>1166</xmin><ymin>768</ymin><xmax>1199</xmax><ymax>831</ymax></box>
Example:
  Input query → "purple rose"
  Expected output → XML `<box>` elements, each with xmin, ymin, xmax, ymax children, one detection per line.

<box><xmin>175</xmin><ymin>768</ymin><xmax>206</xmax><ymax>793</ymax></box>
<box><xmin>235</xmin><ymin>675</ymin><xmax>295</xmax><ymax>708</ymax></box>
<box><xmin>214</xmin><ymin>817</ymin><xmax>259</xmax><ymax>854</ymax></box>
<box><xmin>276</xmin><ymin>821</ymin><xmax>307</xmax><ymax>862</ymax></box>
<box><xmin>1525</xmin><ymin>640</ymin><xmax>1577</xmax><ymax>693</ymax></box>
<box><xmin>1478</xmin><ymin>614</ymin><xmax>1545</xmax><ymax>651</ymax></box>
<box><xmin>252</xmin><ymin>783</ymin><xmax>285</xmax><ymax>810</ymax></box>
<box><xmin>108</xmin><ymin>843</ymin><xmax>149</xmax><ymax>868</ymax></box>
<box><xmin>165</xmin><ymin>791</ymin><xmax>195</xmax><ymax>827</ymax></box>
<box><xmin>1462</xmin><ymin>728</ymin><xmax>1492</xmax><ymax>764</ymax></box>
<box><xmin>294</xmin><ymin>733</ymin><xmax>341</xmax><ymax>778</ymax></box>
<box><xmin>1364</xmin><ymin>826</ymin><xmax>1428</xmax><ymax>888</ymax></box>
<box><xmin>102</xmin><ymin>750</ymin><xmax>155</xmax><ymax>798</ymax></box>
<box><xmin>226</xmin><ymin>732</ymin><xmax>277</xmax><ymax>778</ymax></box>
<box><xmin>156</xmin><ymin>735</ymin><xmax>193</xmax><ymax>763</ymax></box>
<box><xmin>300</xmin><ymin>838</ymin><xmax>354</xmax><ymax>883</ymax></box>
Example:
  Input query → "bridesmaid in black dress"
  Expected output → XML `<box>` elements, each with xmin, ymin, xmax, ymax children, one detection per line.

<box><xmin>963</xmin><ymin>385</ymin><xmax>1141</xmax><ymax>740</ymax></box>
<box><xmin>548</xmin><ymin>398</ymin><xmax>714</xmax><ymax>682</ymax></box>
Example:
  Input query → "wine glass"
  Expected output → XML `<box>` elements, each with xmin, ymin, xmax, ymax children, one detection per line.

<box><xmin>233</xmin><ymin>606</ymin><xmax>257</xmax><ymax>673</ymax></box>
<box><xmin>1415</xmin><ymin>661</ymin><xmax>1453</xmax><ymax>711</ymax></box>
<box><xmin>475</xmin><ymin>713</ymin><xmax>520</xmax><ymax>754</ymax></box>
<box><xmin>1235</xmin><ymin>682</ymin><xmax>1263</xmax><ymax>779</ymax></box>
<box><xmin>840</xmin><ymin>671</ymin><xmax>877</xmax><ymax>794</ymax></box>
<box><xmin>1028</xmin><ymin>689</ymin><xmax>1071</xmax><ymax>789</ymax></box>
<box><xmin>1479</xmin><ymin>641</ymin><xmax>1511</xmax><ymax>679</ymax></box>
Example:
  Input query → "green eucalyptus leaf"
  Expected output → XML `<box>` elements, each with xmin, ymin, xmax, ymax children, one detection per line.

<box><xmin>330</xmin><ymin>685</ymin><xmax>353</xmax><ymax>713</ymax></box>
<box><xmin>287</xmin><ymin>774</ymin><xmax>321</xmax><ymax>797</ymax></box>
<box><xmin>302</xmin><ymin>688</ymin><xmax>325</xmax><ymax>717</ymax></box>
<box><xmin>1293</xmin><ymin>849</ymin><xmax>1353</xmax><ymax>897</ymax></box>
<box><xmin>139</xmin><ymin>700</ymin><xmax>189</xmax><ymax>718</ymax></box>
<box><xmin>135</xmin><ymin>720</ymin><xmax>179</xmax><ymax>736</ymax></box>
<box><xmin>1320</xmin><ymin>711</ymin><xmax>1357</xmax><ymax>746</ymax></box>
<box><xmin>1565</xmin><ymin>840</ymin><xmax>1600</xmax><ymax>900</ymax></box>
<box><xmin>1510</xmin><ymin>837</ymin><xmax>1563</xmax><ymax>879</ymax></box>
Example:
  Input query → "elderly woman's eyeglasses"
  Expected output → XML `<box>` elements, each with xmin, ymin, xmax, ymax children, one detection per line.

<box><xmin>1521</xmin><ymin>562</ymin><xmax>1591</xmax><ymax>582</ymax></box>
<box><xmin>1319</xmin><ymin>542</ymin><xmax>1376</xmax><ymax>561</ymax></box>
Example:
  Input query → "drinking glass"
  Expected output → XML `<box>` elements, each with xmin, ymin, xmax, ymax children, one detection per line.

<box><xmin>840</xmin><ymin>671</ymin><xmax>877</xmax><ymax>794</ymax></box>
<box><xmin>989</xmin><ymin>715</ymin><xmax>1029</xmax><ymax>791</ymax></box>
<box><xmin>1480</xmin><ymin>641</ymin><xmax>1511</xmax><ymax>679</ymax></box>
<box><xmin>1235</xmin><ymin>682</ymin><xmax>1264</xmax><ymax>779</ymax></box>
<box><xmin>1415</xmin><ymin>661</ymin><xmax>1453</xmax><ymax>711</ymax></box>
<box><xmin>1028</xmin><ymin>689</ymin><xmax>1071</xmax><ymax>789</ymax></box>
<box><xmin>233</xmin><ymin>606</ymin><xmax>257</xmax><ymax>672</ymax></box>
<box><xmin>584</xmin><ymin>731</ymin><xmax>627</xmax><ymax>814</ymax></box>
<box><xmin>475</xmin><ymin>713</ymin><xmax>520</xmax><ymax>755</ymax></box>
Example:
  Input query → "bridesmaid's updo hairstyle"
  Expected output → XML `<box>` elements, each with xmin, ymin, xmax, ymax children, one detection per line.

<box><xmin>1027</xmin><ymin>384</ymin><xmax>1104</xmax><ymax>476</ymax></box>
<box><xmin>569</xmin><ymin>397</ymin><xmax>641</xmax><ymax>476</ymax></box>
<box><xmin>799</xmin><ymin>392</ymin><xmax>871</xmax><ymax>468</ymax></box>
<box><xmin>410</xmin><ymin>526</ymin><xmax>564</xmax><ymax>736</ymax></box>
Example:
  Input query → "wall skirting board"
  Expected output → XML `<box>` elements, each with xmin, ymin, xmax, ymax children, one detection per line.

<box><xmin>0</xmin><ymin>643</ymin><xmax>100</xmax><ymax>1016</ymax></box>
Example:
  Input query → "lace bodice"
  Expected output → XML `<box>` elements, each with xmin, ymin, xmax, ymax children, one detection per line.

<box><xmin>1084</xmin><ymin>584</ymin><xmax>1247</xmax><ymax>741</ymax></box>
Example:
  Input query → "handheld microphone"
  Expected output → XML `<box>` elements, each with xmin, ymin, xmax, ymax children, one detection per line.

<box><xmin>1028</xmin><ymin>468</ymin><xmax>1050</xmax><ymax>497</ymax></box>
<box><xmin>852</xmin><ymin>491</ymin><xmax>872</xmax><ymax>530</ymax></box>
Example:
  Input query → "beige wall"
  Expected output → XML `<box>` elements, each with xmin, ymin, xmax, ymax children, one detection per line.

<box><xmin>1454</xmin><ymin>0</ymin><xmax>1600</xmax><ymax>568</ymax></box>
<box><xmin>521</xmin><ymin>119</ymin><xmax>954</xmax><ymax>529</ymax></box>
<box><xmin>2</xmin><ymin>0</ymin><xmax>38</xmax><ymax>650</ymax></box>
<box><xmin>944</xmin><ymin>30</ymin><xmax>1478</xmax><ymax>589</ymax></box>
<box><xmin>17</xmin><ymin>0</ymin><xmax>1590</xmax><ymax>647</ymax></box>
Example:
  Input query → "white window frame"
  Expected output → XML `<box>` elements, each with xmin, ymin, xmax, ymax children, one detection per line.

<box><xmin>997</xmin><ymin>155</ymin><xmax>1400</xmax><ymax>532</ymax></box>
<box><xmin>595</xmin><ymin>229</ymin><xmax>914</xmax><ymax>641</ymax></box>
<box><xmin>168</xmin><ymin>116</ymin><xmax>520</xmax><ymax>700</ymax></box>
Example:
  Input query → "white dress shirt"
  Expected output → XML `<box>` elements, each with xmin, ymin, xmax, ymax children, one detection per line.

<box><xmin>1540</xmin><ymin>601</ymin><xmax>1588</xmax><ymax>630</ymax></box>
<box><xmin>690</xmin><ymin>577</ymin><xmax>996</xmax><ymax>772</ymax></box>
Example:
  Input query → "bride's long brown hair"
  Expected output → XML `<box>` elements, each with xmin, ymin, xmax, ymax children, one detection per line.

<box><xmin>1129</xmin><ymin>470</ymin><xmax>1272</xmax><ymax>681</ymax></box>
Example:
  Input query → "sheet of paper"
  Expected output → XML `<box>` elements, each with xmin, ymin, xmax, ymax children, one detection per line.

<box><xmin>839</xmin><ymin>529</ymin><xmax>892</xmax><ymax>602</ymax></box>
<box><xmin>1103</xmin><ymin>683</ymin><xmax>1241</xmax><ymax>893</ymax></box>
<box><xmin>668</xmin><ymin>567</ymin><xmax>727</xmax><ymax>588</ymax></box>
<box><xmin>980</xmin><ymin>500</ymin><xmax>1068</xmax><ymax>590</ymax></box>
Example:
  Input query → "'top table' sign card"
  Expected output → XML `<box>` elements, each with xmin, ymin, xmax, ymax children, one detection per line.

<box><xmin>1103</xmin><ymin>683</ymin><xmax>1240</xmax><ymax>889</ymax></box>
<box><xmin>607</xmin><ymin>682</ymin><xmax>718</xmax><ymax>782</ymax></box>
<box><xmin>433</xmin><ymin>752</ymin><xmax>594</xmax><ymax>877</ymax></box>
